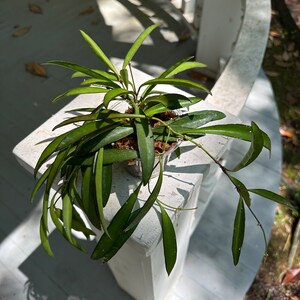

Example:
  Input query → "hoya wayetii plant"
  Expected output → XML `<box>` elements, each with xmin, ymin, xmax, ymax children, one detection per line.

<box><xmin>31</xmin><ymin>24</ymin><xmax>298</xmax><ymax>275</ymax></box>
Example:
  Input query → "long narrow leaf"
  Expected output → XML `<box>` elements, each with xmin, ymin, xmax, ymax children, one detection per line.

<box><xmin>30</xmin><ymin>167</ymin><xmax>51</xmax><ymax>202</ymax></box>
<box><xmin>166</xmin><ymin>61</ymin><xmax>206</xmax><ymax>77</ymax></box>
<box><xmin>134</xmin><ymin>104</ymin><xmax>155</xmax><ymax>184</ymax></box>
<box><xmin>229</xmin><ymin>176</ymin><xmax>251</xmax><ymax>207</ymax></box>
<box><xmin>232</xmin><ymin>197</ymin><xmax>245</xmax><ymax>265</ymax></box>
<box><xmin>95</xmin><ymin>148</ymin><xmax>110</xmax><ymax>236</ymax></box>
<box><xmin>72</xmin><ymin>69</ymin><xmax>118</xmax><ymax>81</ymax></box>
<box><xmin>181</xmin><ymin>124</ymin><xmax>271</xmax><ymax>151</ymax></box>
<box><xmin>62</xmin><ymin>192</ymin><xmax>73</xmax><ymax>243</ymax></box>
<box><xmin>140</xmin><ymin>78</ymin><xmax>210</xmax><ymax>94</ymax></box>
<box><xmin>102</xmin><ymin>149</ymin><xmax>138</xmax><ymax>164</ymax></box>
<box><xmin>91</xmin><ymin>182</ymin><xmax>142</xmax><ymax>260</ymax></box>
<box><xmin>160</xmin><ymin>205</ymin><xmax>177</xmax><ymax>275</ymax></box>
<box><xmin>81</xmin><ymin>166</ymin><xmax>101</xmax><ymax>229</ymax></box>
<box><xmin>76</xmin><ymin>126</ymin><xmax>134</xmax><ymax>155</ymax></box>
<box><xmin>231</xmin><ymin>121</ymin><xmax>264</xmax><ymax>172</ymax></box>
<box><xmin>81</xmin><ymin>78</ymin><xmax>120</xmax><ymax>89</ymax></box>
<box><xmin>40</xmin><ymin>217</ymin><xmax>54</xmax><ymax>256</ymax></box>
<box><xmin>102</xmin><ymin>164</ymin><xmax>112</xmax><ymax>207</ymax></box>
<box><xmin>142</xmin><ymin>56</ymin><xmax>193</xmax><ymax>98</ymax></box>
<box><xmin>34</xmin><ymin>132</ymin><xmax>69</xmax><ymax>177</ymax></box>
<box><xmin>122</xmin><ymin>24</ymin><xmax>159</xmax><ymax>69</ymax></box>
<box><xmin>249</xmin><ymin>189</ymin><xmax>299</xmax><ymax>215</ymax></box>
<box><xmin>57</xmin><ymin>120</ymin><xmax>114</xmax><ymax>151</ymax></box>
<box><xmin>49</xmin><ymin>198</ymin><xmax>85</xmax><ymax>251</ymax></box>
<box><xmin>167</xmin><ymin>110</ymin><xmax>226</xmax><ymax>128</ymax></box>
<box><xmin>126</xmin><ymin>163</ymin><xmax>163</xmax><ymax>230</ymax></box>
<box><xmin>46</xmin><ymin>60</ymin><xmax>115</xmax><ymax>80</ymax></box>
<box><xmin>144</xmin><ymin>96</ymin><xmax>202</xmax><ymax>116</ymax></box>
<box><xmin>52</xmin><ymin>86</ymin><xmax>108</xmax><ymax>103</ymax></box>
<box><xmin>103</xmin><ymin>88</ymin><xmax>134</xmax><ymax>108</ymax></box>
<box><xmin>80</xmin><ymin>30</ymin><xmax>118</xmax><ymax>75</ymax></box>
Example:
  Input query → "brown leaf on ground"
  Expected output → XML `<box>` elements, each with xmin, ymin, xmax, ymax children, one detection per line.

<box><xmin>270</xmin><ymin>29</ymin><xmax>282</xmax><ymax>37</ymax></box>
<box><xmin>79</xmin><ymin>6</ymin><xmax>95</xmax><ymax>16</ymax></box>
<box><xmin>280</xmin><ymin>127</ymin><xmax>295</xmax><ymax>139</ymax></box>
<box><xmin>187</xmin><ymin>70</ymin><xmax>210</xmax><ymax>82</ymax></box>
<box><xmin>25</xmin><ymin>62</ymin><xmax>47</xmax><ymax>78</ymax></box>
<box><xmin>12</xmin><ymin>26</ymin><xmax>31</xmax><ymax>37</ymax></box>
<box><xmin>282</xmin><ymin>265</ymin><xmax>300</xmax><ymax>284</ymax></box>
<box><xmin>28</xmin><ymin>3</ymin><xmax>43</xmax><ymax>14</ymax></box>
<box><xmin>265</xmin><ymin>70</ymin><xmax>280</xmax><ymax>77</ymax></box>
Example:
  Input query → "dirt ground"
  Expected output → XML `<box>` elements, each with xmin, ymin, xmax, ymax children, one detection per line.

<box><xmin>244</xmin><ymin>2</ymin><xmax>300</xmax><ymax>299</ymax></box>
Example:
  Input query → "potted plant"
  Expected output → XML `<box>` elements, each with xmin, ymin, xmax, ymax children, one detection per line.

<box><xmin>30</xmin><ymin>24</ymin><xmax>298</xmax><ymax>276</ymax></box>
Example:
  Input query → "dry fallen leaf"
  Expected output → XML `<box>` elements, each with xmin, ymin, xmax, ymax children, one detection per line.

<box><xmin>282</xmin><ymin>264</ymin><xmax>300</xmax><ymax>284</ymax></box>
<box><xmin>270</xmin><ymin>29</ymin><xmax>281</xmax><ymax>37</ymax></box>
<box><xmin>265</xmin><ymin>70</ymin><xmax>280</xmax><ymax>77</ymax></box>
<box><xmin>28</xmin><ymin>3</ymin><xmax>43</xmax><ymax>14</ymax></box>
<box><xmin>187</xmin><ymin>70</ymin><xmax>210</xmax><ymax>82</ymax></box>
<box><xmin>25</xmin><ymin>62</ymin><xmax>48</xmax><ymax>78</ymax></box>
<box><xmin>280</xmin><ymin>127</ymin><xmax>295</xmax><ymax>139</ymax></box>
<box><xmin>79</xmin><ymin>6</ymin><xmax>95</xmax><ymax>16</ymax></box>
<box><xmin>290</xmin><ymin>296</ymin><xmax>300</xmax><ymax>300</ymax></box>
<box><xmin>12</xmin><ymin>26</ymin><xmax>31</xmax><ymax>37</ymax></box>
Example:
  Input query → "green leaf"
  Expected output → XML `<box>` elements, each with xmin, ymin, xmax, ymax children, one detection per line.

<box><xmin>49</xmin><ymin>198</ymin><xmax>85</xmax><ymax>251</ymax></box>
<box><xmin>133</xmin><ymin>104</ymin><xmax>155</xmax><ymax>184</ymax></box>
<box><xmin>91</xmin><ymin>182</ymin><xmax>142</xmax><ymax>260</ymax></box>
<box><xmin>103</xmin><ymin>88</ymin><xmax>134</xmax><ymax>108</ymax></box>
<box><xmin>34</xmin><ymin>132</ymin><xmax>69</xmax><ymax>177</ymax></box>
<box><xmin>126</xmin><ymin>163</ymin><xmax>163</xmax><ymax>230</ymax></box>
<box><xmin>144</xmin><ymin>96</ymin><xmax>201</xmax><ymax>116</ymax></box>
<box><xmin>76</xmin><ymin>126</ymin><xmax>135</xmax><ymax>155</ymax></box>
<box><xmin>120</xmin><ymin>68</ymin><xmax>129</xmax><ymax>88</ymax></box>
<box><xmin>95</xmin><ymin>148</ymin><xmax>110</xmax><ymax>236</ymax></box>
<box><xmin>52</xmin><ymin>86</ymin><xmax>108</xmax><ymax>103</ymax></box>
<box><xmin>52</xmin><ymin>113</ymin><xmax>101</xmax><ymax>130</ymax></box>
<box><xmin>167</xmin><ymin>110</ymin><xmax>226</xmax><ymax>128</ymax></box>
<box><xmin>103</xmin><ymin>149</ymin><xmax>138</xmax><ymax>164</ymax></box>
<box><xmin>81</xmin><ymin>166</ymin><xmax>101</xmax><ymax>229</ymax></box>
<box><xmin>166</xmin><ymin>61</ymin><xmax>206</xmax><ymax>77</ymax></box>
<box><xmin>62</xmin><ymin>192</ymin><xmax>73</xmax><ymax>243</ymax></box>
<box><xmin>102</xmin><ymin>164</ymin><xmax>112</xmax><ymax>207</ymax></box>
<box><xmin>81</xmin><ymin>78</ymin><xmax>120</xmax><ymax>89</ymax></box>
<box><xmin>182</xmin><ymin>124</ymin><xmax>271</xmax><ymax>151</ymax></box>
<box><xmin>140</xmin><ymin>78</ymin><xmax>210</xmax><ymax>95</ymax></box>
<box><xmin>57</xmin><ymin>120</ymin><xmax>115</xmax><ymax>150</ymax></box>
<box><xmin>231</xmin><ymin>122</ymin><xmax>265</xmax><ymax>172</ymax></box>
<box><xmin>102</xmin><ymin>225</ymin><xmax>138</xmax><ymax>261</ymax></box>
<box><xmin>80</xmin><ymin>30</ymin><xmax>118</xmax><ymax>75</ymax></box>
<box><xmin>40</xmin><ymin>217</ymin><xmax>54</xmax><ymax>256</ymax></box>
<box><xmin>45</xmin><ymin>148</ymin><xmax>69</xmax><ymax>191</ymax></box>
<box><xmin>232</xmin><ymin>197</ymin><xmax>245</xmax><ymax>265</ymax></box>
<box><xmin>142</xmin><ymin>56</ymin><xmax>193</xmax><ymax>98</ymax></box>
<box><xmin>229</xmin><ymin>176</ymin><xmax>251</xmax><ymax>207</ymax></box>
<box><xmin>72</xmin><ymin>69</ymin><xmax>118</xmax><ymax>81</ymax></box>
<box><xmin>160</xmin><ymin>205</ymin><xmax>177</xmax><ymax>275</ymax></box>
<box><xmin>30</xmin><ymin>167</ymin><xmax>51</xmax><ymax>203</ymax></box>
<box><xmin>46</xmin><ymin>60</ymin><xmax>116</xmax><ymax>81</ymax></box>
<box><xmin>122</xmin><ymin>24</ymin><xmax>159</xmax><ymax>69</ymax></box>
<box><xmin>249</xmin><ymin>189</ymin><xmax>299</xmax><ymax>215</ymax></box>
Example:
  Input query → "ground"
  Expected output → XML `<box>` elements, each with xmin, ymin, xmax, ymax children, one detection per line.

<box><xmin>245</xmin><ymin>2</ymin><xmax>300</xmax><ymax>299</ymax></box>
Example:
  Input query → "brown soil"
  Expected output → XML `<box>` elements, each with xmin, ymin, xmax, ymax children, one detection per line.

<box><xmin>245</xmin><ymin>1</ymin><xmax>300</xmax><ymax>299</ymax></box>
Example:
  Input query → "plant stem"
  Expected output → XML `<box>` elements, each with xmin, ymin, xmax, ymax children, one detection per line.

<box><xmin>128</xmin><ymin>63</ymin><xmax>137</xmax><ymax>99</ymax></box>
